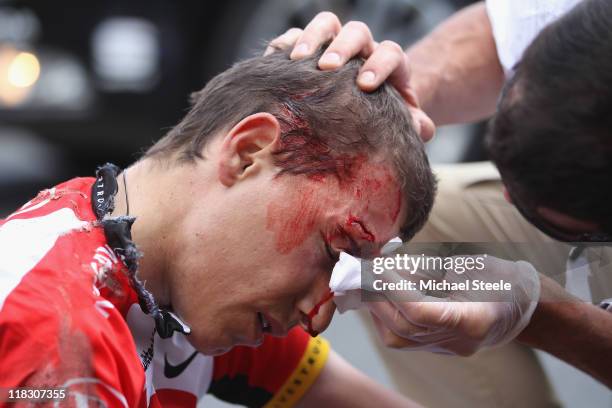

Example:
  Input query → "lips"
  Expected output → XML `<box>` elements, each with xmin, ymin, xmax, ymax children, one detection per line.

<box><xmin>256</xmin><ymin>311</ymin><xmax>290</xmax><ymax>338</ymax></box>
<box><xmin>237</xmin><ymin>314</ymin><xmax>264</xmax><ymax>348</ymax></box>
<box><xmin>257</xmin><ymin>312</ymin><xmax>272</xmax><ymax>333</ymax></box>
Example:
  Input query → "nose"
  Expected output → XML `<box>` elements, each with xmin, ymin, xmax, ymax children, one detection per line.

<box><xmin>297</xmin><ymin>289</ymin><xmax>336</xmax><ymax>337</ymax></box>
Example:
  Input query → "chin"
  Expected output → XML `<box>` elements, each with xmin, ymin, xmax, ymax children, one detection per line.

<box><xmin>187</xmin><ymin>328</ymin><xmax>233</xmax><ymax>356</ymax></box>
<box><xmin>202</xmin><ymin>345</ymin><xmax>233</xmax><ymax>356</ymax></box>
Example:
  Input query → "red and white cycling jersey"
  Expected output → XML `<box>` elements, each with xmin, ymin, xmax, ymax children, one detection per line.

<box><xmin>0</xmin><ymin>177</ymin><xmax>329</xmax><ymax>407</ymax></box>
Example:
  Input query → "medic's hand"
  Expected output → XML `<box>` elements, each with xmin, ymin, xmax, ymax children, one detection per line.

<box><xmin>263</xmin><ymin>12</ymin><xmax>433</xmax><ymax>141</ymax></box>
<box><xmin>367</xmin><ymin>256</ymin><xmax>541</xmax><ymax>356</ymax></box>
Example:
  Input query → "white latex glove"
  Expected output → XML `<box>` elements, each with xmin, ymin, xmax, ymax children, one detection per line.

<box><xmin>368</xmin><ymin>255</ymin><xmax>541</xmax><ymax>356</ymax></box>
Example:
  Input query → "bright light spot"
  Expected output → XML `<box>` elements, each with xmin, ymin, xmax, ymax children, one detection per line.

<box><xmin>7</xmin><ymin>52</ymin><xmax>40</xmax><ymax>88</ymax></box>
<box><xmin>0</xmin><ymin>47</ymin><xmax>37</xmax><ymax>106</ymax></box>
<box><xmin>92</xmin><ymin>17</ymin><xmax>159</xmax><ymax>92</ymax></box>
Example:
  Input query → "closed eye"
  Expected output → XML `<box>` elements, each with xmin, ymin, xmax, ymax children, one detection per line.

<box><xmin>340</xmin><ymin>227</ymin><xmax>361</xmax><ymax>258</ymax></box>
<box><xmin>321</xmin><ymin>232</ymin><xmax>340</xmax><ymax>264</ymax></box>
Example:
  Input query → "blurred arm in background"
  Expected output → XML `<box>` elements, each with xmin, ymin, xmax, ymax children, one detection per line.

<box><xmin>403</xmin><ymin>2</ymin><xmax>503</xmax><ymax>124</ymax></box>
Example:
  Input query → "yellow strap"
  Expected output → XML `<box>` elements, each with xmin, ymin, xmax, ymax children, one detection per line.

<box><xmin>263</xmin><ymin>336</ymin><xmax>330</xmax><ymax>408</ymax></box>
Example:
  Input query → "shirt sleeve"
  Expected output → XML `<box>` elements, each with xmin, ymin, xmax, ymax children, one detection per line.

<box><xmin>209</xmin><ymin>328</ymin><xmax>330</xmax><ymax>408</ymax></box>
<box><xmin>486</xmin><ymin>0</ymin><xmax>581</xmax><ymax>77</ymax></box>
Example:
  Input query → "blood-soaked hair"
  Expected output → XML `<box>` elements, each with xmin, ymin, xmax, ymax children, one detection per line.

<box><xmin>144</xmin><ymin>47</ymin><xmax>436</xmax><ymax>241</ymax></box>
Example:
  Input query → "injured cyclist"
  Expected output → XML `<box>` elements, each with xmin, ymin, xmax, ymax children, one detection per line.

<box><xmin>0</xmin><ymin>47</ymin><xmax>435</xmax><ymax>407</ymax></box>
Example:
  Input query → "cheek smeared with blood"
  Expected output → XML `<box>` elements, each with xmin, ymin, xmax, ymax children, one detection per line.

<box><xmin>266</xmin><ymin>182</ymin><xmax>326</xmax><ymax>254</ymax></box>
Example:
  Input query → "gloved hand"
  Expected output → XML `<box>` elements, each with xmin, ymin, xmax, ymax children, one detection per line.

<box><xmin>367</xmin><ymin>255</ymin><xmax>541</xmax><ymax>356</ymax></box>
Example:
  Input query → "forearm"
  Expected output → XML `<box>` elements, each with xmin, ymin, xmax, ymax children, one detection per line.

<box><xmin>517</xmin><ymin>275</ymin><xmax>612</xmax><ymax>388</ymax></box>
<box><xmin>296</xmin><ymin>349</ymin><xmax>421</xmax><ymax>408</ymax></box>
<box><xmin>406</xmin><ymin>2</ymin><xmax>504</xmax><ymax>125</ymax></box>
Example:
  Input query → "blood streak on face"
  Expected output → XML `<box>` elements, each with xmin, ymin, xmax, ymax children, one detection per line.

<box><xmin>266</xmin><ymin>181</ymin><xmax>324</xmax><ymax>254</ymax></box>
<box><xmin>266</xmin><ymin>157</ymin><xmax>404</xmax><ymax>336</ymax></box>
<box><xmin>344</xmin><ymin>162</ymin><xmax>403</xmax><ymax>226</ymax></box>
<box><xmin>305</xmin><ymin>290</ymin><xmax>335</xmax><ymax>337</ymax></box>
<box><xmin>267</xmin><ymin>158</ymin><xmax>403</xmax><ymax>255</ymax></box>
<box><xmin>346</xmin><ymin>214</ymin><xmax>375</xmax><ymax>242</ymax></box>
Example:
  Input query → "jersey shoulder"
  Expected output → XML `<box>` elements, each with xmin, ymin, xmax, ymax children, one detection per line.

<box><xmin>0</xmin><ymin>178</ymin><xmax>145</xmax><ymax>406</ymax></box>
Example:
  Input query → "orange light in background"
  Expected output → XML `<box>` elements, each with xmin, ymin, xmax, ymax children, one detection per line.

<box><xmin>0</xmin><ymin>46</ymin><xmax>40</xmax><ymax>107</ymax></box>
<box><xmin>8</xmin><ymin>52</ymin><xmax>40</xmax><ymax>87</ymax></box>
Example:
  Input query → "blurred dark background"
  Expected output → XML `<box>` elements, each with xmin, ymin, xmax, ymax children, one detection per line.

<box><xmin>3</xmin><ymin>3</ymin><xmax>611</xmax><ymax>406</ymax></box>
<box><xmin>0</xmin><ymin>0</ymin><xmax>481</xmax><ymax>216</ymax></box>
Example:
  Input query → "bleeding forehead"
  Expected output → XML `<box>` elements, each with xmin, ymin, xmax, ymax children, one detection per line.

<box><xmin>266</xmin><ymin>159</ymin><xmax>404</xmax><ymax>254</ymax></box>
<box><xmin>344</xmin><ymin>161</ymin><xmax>403</xmax><ymax>222</ymax></box>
